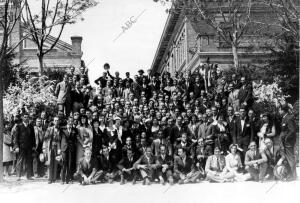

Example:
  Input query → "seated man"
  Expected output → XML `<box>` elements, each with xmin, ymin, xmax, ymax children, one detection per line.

<box><xmin>173</xmin><ymin>147</ymin><xmax>200</xmax><ymax>184</ymax></box>
<box><xmin>244</xmin><ymin>141</ymin><xmax>268</xmax><ymax>182</ymax></box>
<box><xmin>262</xmin><ymin>138</ymin><xmax>286</xmax><ymax>181</ymax></box>
<box><xmin>74</xmin><ymin>148</ymin><xmax>102</xmax><ymax>185</ymax></box>
<box><xmin>205</xmin><ymin>146</ymin><xmax>227</xmax><ymax>183</ymax></box>
<box><xmin>192</xmin><ymin>138</ymin><xmax>211</xmax><ymax>180</ymax></box>
<box><xmin>155</xmin><ymin>144</ymin><xmax>174</xmax><ymax>185</ymax></box>
<box><xmin>117</xmin><ymin>148</ymin><xmax>138</xmax><ymax>185</ymax></box>
<box><xmin>97</xmin><ymin>145</ymin><xmax>118</xmax><ymax>183</ymax></box>
<box><xmin>134</xmin><ymin>146</ymin><xmax>157</xmax><ymax>185</ymax></box>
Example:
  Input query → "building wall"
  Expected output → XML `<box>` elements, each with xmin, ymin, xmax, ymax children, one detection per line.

<box><xmin>1</xmin><ymin>2</ymin><xmax>83</xmax><ymax>74</ymax></box>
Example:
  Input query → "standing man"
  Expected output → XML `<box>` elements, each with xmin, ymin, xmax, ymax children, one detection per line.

<box><xmin>33</xmin><ymin>118</ymin><xmax>45</xmax><ymax>177</ymax></box>
<box><xmin>61</xmin><ymin>117</ymin><xmax>78</xmax><ymax>184</ymax></box>
<box><xmin>237</xmin><ymin>77</ymin><xmax>252</xmax><ymax>109</ymax></box>
<box><xmin>55</xmin><ymin>74</ymin><xmax>71</xmax><ymax>116</ymax></box>
<box><xmin>233</xmin><ymin>106</ymin><xmax>254</xmax><ymax>162</ymax></box>
<box><xmin>43</xmin><ymin>116</ymin><xmax>63</xmax><ymax>184</ymax></box>
<box><xmin>14</xmin><ymin>113</ymin><xmax>36</xmax><ymax>181</ymax></box>
<box><xmin>279</xmin><ymin>104</ymin><xmax>297</xmax><ymax>180</ymax></box>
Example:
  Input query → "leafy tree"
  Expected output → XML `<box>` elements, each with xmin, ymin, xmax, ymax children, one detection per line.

<box><xmin>22</xmin><ymin>0</ymin><xmax>98</xmax><ymax>75</ymax></box>
<box><xmin>154</xmin><ymin>0</ymin><xmax>267</xmax><ymax>69</ymax></box>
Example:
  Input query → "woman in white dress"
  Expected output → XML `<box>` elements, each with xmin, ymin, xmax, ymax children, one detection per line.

<box><xmin>2</xmin><ymin>121</ymin><xmax>15</xmax><ymax>176</ymax></box>
<box><xmin>76</xmin><ymin>115</ymin><xmax>93</xmax><ymax>164</ymax></box>
<box><xmin>257</xmin><ymin>113</ymin><xmax>276</xmax><ymax>150</ymax></box>
<box><xmin>224</xmin><ymin>144</ymin><xmax>250</xmax><ymax>182</ymax></box>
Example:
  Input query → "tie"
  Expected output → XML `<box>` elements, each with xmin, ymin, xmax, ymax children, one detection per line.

<box><xmin>216</xmin><ymin>156</ymin><xmax>220</xmax><ymax>171</ymax></box>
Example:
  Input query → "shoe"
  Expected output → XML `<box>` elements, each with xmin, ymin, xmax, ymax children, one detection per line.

<box><xmin>178</xmin><ymin>180</ymin><xmax>184</xmax><ymax>185</ymax></box>
<box><xmin>132</xmin><ymin>178</ymin><xmax>136</xmax><ymax>185</ymax></box>
<box><xmin>145</xmin><ymin>178</ymin><xmax>151</xmax><ymax>185</ymax></box>
<box><xmin>159</xmin><ymin>178</ymin><xmax>165</xmax><ymax>185</ymax></box>
<box><xmin>48</xmin><ymin>181</ymin><xmax>52</xmax><ymax>184</ymax></box>
<box><xmin>142</xmin><ymin>179</ymin><xmax>146</xmax><ymax>185</ymax></box>
<box><xmin>27</xmin><ymin>177</ymin><xmax>34</xmax><ymax>180</ymax></box>
<box><xmin>120</xmin><ymin>179</ymin><xmax>125</xmax><ymax>185</ymax></box>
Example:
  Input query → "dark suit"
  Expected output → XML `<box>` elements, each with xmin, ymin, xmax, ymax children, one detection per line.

<box><xmin>156</xmin><ymin>154</ymin><xmax>174</xmax><ymax>181</ymax></box>
<box><xmin>44</xmin><ymin>126</ymin><xmax>63</xmax><ymax>182</ymax></box>
<box><xmin>134</xmin><ymin>154</ymin><xmax>156</xmax><ymax>180</ymax></box>
<box><xmin>33</xmin><ymin>126</ymin><xmax>45</xmax><ymax>176</ymax></box>
<box><xmin>61</xmin><ymin>126</ymin><xmax>78</xmax><ymax>183</ymax></box>
<box><xmin>233</xmin><ymin>117</ymin><xmax>254</xmax><ymax>161</ymax></box>
<box><xmin>117</xmin><ymin>156</ymin><xmax>138</xmax><ymax>181</ymax></box>
<box><xmin>14</xmin><ymin>123</ymin><xmax>36</xmax><ymax>178</ymax></box>
<box><xmin>94</xmin><ymin>76</ymin><xmax>107</xmax><ymax>87</ymax></box>
<box><xmin>279</xmin><ymin>114</ymin><xmax>297</xmax><ymax>179</ymax></box>
<box><xmin>238</xmin><ymin>84</ymin><xmax>252</xmax><ymax>107</ymax></box>
<box><xmin>97</xmin><ymin>154</ymin><xmax>118</xmax><ymax>181</ymax></box>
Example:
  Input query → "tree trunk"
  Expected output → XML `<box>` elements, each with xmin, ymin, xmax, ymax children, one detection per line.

<box><xmin>38</xmin><ymin>54</ymin><xmax>44</xmax><ymax>76</ymax></box>
<box><xmin>232</xmin><ymin>44</ymin><xmax>239</xmax><ymax>69</ymax></box>
<box><xmin>0</xmin><ymin>54</ymin><xmax>4</xmax><ymax>182</ymax></box>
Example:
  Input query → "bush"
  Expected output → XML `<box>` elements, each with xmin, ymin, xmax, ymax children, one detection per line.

<box><xmin>3</xmin><ymin>76</ymin><xmax>57</xmax><ymax>119</ymax></box>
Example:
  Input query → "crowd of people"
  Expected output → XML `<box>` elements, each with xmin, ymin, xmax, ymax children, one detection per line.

<box><xmin>2</xmin><ymin>63</ymin><xmax>298</xmax><ymax>185</ymax></box>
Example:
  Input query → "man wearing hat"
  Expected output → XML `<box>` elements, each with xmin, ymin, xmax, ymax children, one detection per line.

<box><xmin>279</xmin><ymin>104</ymin><xmax>297</xmax><ymax>180</ymax></box>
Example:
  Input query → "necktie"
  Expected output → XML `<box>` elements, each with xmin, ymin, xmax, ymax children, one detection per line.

<box><xmin>216</xmin><ymin>156</ymin><xmax>220</xmax><ymax>171</ymax></box>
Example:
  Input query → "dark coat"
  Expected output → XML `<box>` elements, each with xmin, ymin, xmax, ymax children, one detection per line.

<box><xmin>14</xmin><ymin>123</ymin><xmax>36</xmax><ymax>150</ymax></box>
<box><xmin>61</xmin><ymin>126</ymin><xmax>78</xmax><ymax>152</ymax></box>
<box><xmin>174</xmin><ymin>156</ymin><xmax>194</xmax><ymax>175</ymax></box>
<box><xmin>233</xmin><ymin>117</ymin><xmax>254</xmax><ymax>144</ymax></box>
<box><xmin>280</xmin><ymin>114</ymin><xmax>297</xmax><ymax>147</ymax></box>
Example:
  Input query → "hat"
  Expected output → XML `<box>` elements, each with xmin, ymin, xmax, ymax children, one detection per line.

<box><xmin>138</xmin><ymin>69</ymin><xmax>144</xmax><ymax>74</ymax></box>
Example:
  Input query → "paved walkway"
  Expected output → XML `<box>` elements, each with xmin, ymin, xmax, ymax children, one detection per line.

<box><xmin>1</xmin><ymin>170</ymin><xmax>300</xmax><ymax>203</ymax></box>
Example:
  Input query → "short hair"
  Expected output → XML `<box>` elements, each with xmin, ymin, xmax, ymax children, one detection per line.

<box><xmin>178</xmin><ymin>147</ymin><xmax>186</xmax><ymax>154</ymax></box>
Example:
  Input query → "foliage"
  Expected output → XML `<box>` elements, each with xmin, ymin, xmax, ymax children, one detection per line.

<box><xmin>267</xmin><ymin>34</ymin><xmax>299</xmax><ymax>103</ymax></box>
<box><xmin>23</xmin><ymin>0</ymin><xmax>98</xmax><ymax>74</ymax></box>
<box><xmin>253</xmin><ymin>80</ymin><xmax>289</xmax><ymax>107</ymax></box>
<box><xmin>3</xmin><ymin>76</ymin><xmax>57</xmax><ymax>119</ymax></box>
<box><xmin>0</xmin><ymin>48</ymin><xmax>18</xmax><ymax>91</ymax></box>
<box><xmin>44</xmin><ymin>67</ymin><xmax>67</xmax><ymax>82</ymax></box>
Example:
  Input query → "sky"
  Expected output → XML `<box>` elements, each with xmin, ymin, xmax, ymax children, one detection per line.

<box><xmin>55</xmin><ymin>0</ymin><xmax>170</xmax><ymax>83</ymax></box>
